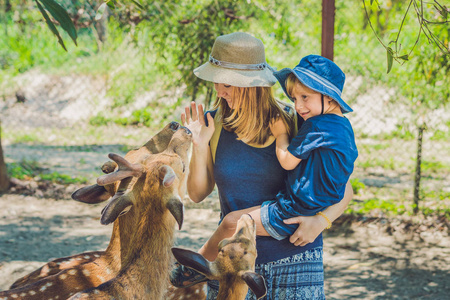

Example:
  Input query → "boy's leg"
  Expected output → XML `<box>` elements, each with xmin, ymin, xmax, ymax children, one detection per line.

<box><xmin>248</xmin><ymin>208</ymin><xmax>270</xmax><ymax>236</ymax></box>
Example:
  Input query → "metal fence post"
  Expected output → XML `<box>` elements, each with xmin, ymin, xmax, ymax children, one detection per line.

<box><xmin>413</xmin><ymin>124</ymin><xmax>426</xmax><ymax>215</ymax></box>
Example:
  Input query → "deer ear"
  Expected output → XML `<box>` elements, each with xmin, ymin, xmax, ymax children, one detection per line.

<box><xmin>71</xmin><ymin>184</ymin><xmax>111</xmax><ymax>204</ymax></box>
<box><xmin>160</xmin><ymin>165</ymin><xmax>176</xmax><ymax>187</ymax></box>
<box><xmin>171</xmin><ymin>248</ymin><xmax>213</xmax><ymax>277</ymax></box>
<box><xmin>100</xmin><ymin>193</ymin><xmax>134</xmax><ymax>225</ymax></box>
<box><xmin>242</xmin><ymin>271</ymin><xmax>267</xmax><ymax>299</ymax></box>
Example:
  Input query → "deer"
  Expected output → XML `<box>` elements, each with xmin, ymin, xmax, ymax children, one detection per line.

<box><xmin>9</xmin><ymin>121</ymin><xmax>182</xmax><ymax>290</ymax></box>
<box><xmin>0</xmin><ymin>121</ymin><xmax>192</xmax><ymax>299</ymax></box>
<box><xmin>171</xmin><ymin>214</ymin><xmax>267</xmax><ymax>300</ymax></box>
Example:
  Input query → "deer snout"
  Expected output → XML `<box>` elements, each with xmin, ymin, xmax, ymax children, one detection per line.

<box><xmin>181</xmin><ymin>126</ymin><xmax>192</xmax><ymax>135</ymax></box>
<box><xmin>169</xmin><ymin>121</ymin><xmax>180</xmax><ymax>131</ymax></box>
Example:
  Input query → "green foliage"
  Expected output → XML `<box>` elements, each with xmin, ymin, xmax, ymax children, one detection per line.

<box><xmin>7</xmin><ymin>159</ymin><xmax>87</xmax><ymax>184</ymax></box>
<box><xmin>350</xmin><ymin>178</ymin><xmax>366</xmax><ymax>194</ymax></box>
<box><xmin>346</xmin><ymin>198</ymin><xmax>407</xmax><ymax>216</ymax></box>
<box><xmin>421</xmin><ymin>160</ymin><xmax>449</xmax><ymax>175</ymax></box>
<box><xmin>39</xmin><ymin>172</ymin><xmax>87</xmax><ymax>184</ymax></box>
<box><xmin>7</xmin><ymin>160</ymin><xmax>42</xmax><ymax>179</ymax></box>
<box><xmin>34</xmin><ymin>0</ymin><xmax>77</xmax><ymax>51</ymax></box>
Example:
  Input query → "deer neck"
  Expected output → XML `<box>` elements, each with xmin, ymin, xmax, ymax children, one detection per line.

<box><xmin>216</xmin><ymin>278</ymin><xmax>249</xmax><ymax>300</ymax></box>
<box><xmin>114</xmin><ymin>205</ymin><xmax>176</xmax><ymax>286</ymax></box>
<box><xmin>103</xmin><ymin>207</ymin><xmax>138</xmax><ymax>267</ymax></box>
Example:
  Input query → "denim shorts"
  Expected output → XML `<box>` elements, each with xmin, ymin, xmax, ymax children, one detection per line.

<box><xmin>206</xmin><ymin>247</ymin><xmax>325</xmax><ymax>300</ymax></box>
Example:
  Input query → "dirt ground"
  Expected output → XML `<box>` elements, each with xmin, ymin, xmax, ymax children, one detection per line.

<box><xmin>1</xmin><ymin>184</ymin><xmax>449</xmax><ymax>299</ymax></box>
<box><xmin>1</xmin><ymin>74</ymin><xmax>449</xmax><ymax>299</ymax></box>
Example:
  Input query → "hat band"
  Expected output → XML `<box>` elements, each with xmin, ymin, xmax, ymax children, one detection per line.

<box><xmin>209</xmin><ymin>55</ymin><xmax>274</xmax><ymax>71</ymax></box>
<box><xmin>294</xmin><ymin>67</ymin><xmax>342</xmax><ymax>96</ymax></box>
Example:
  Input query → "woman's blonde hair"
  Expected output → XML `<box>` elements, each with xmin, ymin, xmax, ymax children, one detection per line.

<box><xmin>213</xmin><ymin>86</ymin><xmax>295</xmax><ymax>145</ymax></box>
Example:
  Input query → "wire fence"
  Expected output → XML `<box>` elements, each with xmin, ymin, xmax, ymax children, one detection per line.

<box><xmin>1</xmin><ymin>0</ymin><xmax>449</xmax><ymax>215</ymax></box>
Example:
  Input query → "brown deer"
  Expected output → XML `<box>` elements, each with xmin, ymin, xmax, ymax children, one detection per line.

<box><xmin>0</xmin><ymin>122</ymin><xmax>191</xmax><ymax>299</ymax></box>
<box><xmin>172</xmin><ymin>214</ymin><xmax>267</xmax><ymax>300</ymax></box>
<box><xmin>9</xmin><ymin>122</ymin><xmax>182</xmax><ymax>289</ymax></box>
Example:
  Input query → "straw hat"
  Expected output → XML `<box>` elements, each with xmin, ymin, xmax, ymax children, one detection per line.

<box><xmin>194</xmin><ymin>32</ymin><xmax>277</xmax><ymax>87</ymax></box>
<box><xmin>274</xmin><ymin>55</ymin><xmax>353</xmax><ymax>113</ymax></box>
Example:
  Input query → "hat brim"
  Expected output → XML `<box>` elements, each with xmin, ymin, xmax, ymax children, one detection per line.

<box><xmin>194</xmin><ymin>62</ymin><xmax>277</xmax><ymax>88</ymax></box>
<box><xmin>274</xmin><ymin>68</ymin><xmax>353</xmax><ymax>114</ymax></box>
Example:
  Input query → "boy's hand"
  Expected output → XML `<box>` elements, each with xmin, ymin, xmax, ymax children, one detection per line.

<box><xmin>283</xmin><ymin>215</ymin><xmax>328</xmax><ymax>246</ymax></box>
<box><xmin>270</xmin><ymin>119</ymin><xmax>287</xmax><ymax>138</ymax></box>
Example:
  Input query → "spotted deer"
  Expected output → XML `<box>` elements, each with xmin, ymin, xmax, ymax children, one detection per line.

<box><xmin>172</xmin><ymin>214</ymin><xmax>267</xmax><ymax>300</ymax></box>
<box><xmin>0</xmin><ymin>122</ymin><xmax>191</xmax><ymax>299</ymax></box>
<box><xmin>8</xmin><ymin>122</ymin><xmax>181</xmax><ymax>290</ymax></box>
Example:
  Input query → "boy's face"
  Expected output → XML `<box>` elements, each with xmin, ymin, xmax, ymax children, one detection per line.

<box><xmin>291</xmin><ymin>83</ymin><xmax>325</xmax><ymax>121</ymax></box>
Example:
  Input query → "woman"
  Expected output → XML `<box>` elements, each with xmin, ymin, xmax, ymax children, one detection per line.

<box><xmin>175</xmin><ymin>32</ymin><xmax>353</xmax><ymax>299</ymax></box>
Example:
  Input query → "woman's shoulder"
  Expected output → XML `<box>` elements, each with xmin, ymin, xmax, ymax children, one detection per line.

<box><xmin>205</xmin><ymin>109</ymin><xmax>218</xmax><ymax>118</ymax></box>
<box><xmin>276</xmin><ymin>99</ymin><xmax>295</xmax><ymax>116</ymax></box>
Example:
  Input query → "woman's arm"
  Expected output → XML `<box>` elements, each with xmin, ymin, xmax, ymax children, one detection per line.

<box><xmin>271</xmin><ymin>119</ymin><xmax>301</xmax><ymax>170</ymax></box>
<box><xmin>181</xmin><ymin>102</ymin><xmax>216</xmax><ymax>203</ymax></box>
<box><xmin>283</xmin><ymin>181</ymin><xmax>353</xmax><ymax>246</ymax></box>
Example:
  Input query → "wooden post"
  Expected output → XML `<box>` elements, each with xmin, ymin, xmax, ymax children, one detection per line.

<box><xmin>0</xmin><ymin>121</ymin><xmax>10</xmax><ymax>192</ymax></box>
<box><xmin>322</xmin><ymin>0</ymin><xmax>335</xmax><ymax>61</ymax></box>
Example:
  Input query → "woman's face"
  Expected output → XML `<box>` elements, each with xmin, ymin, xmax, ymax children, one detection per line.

<box><xmin>214</xmin><ymin>83</ymin><xmax>235</xmax><ymax>109</ymax></box>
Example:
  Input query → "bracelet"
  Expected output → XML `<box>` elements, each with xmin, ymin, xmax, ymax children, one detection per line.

<box><xmin>316</xmin><ymin>211</ymin><xmax>332</xmax><ymax>229</ymax></box>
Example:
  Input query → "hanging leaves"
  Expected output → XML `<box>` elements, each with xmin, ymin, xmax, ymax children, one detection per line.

<box><xmin>34</xmin><ymin>0</ymin><xmax>77</xmax><ymax>51</ymax></box>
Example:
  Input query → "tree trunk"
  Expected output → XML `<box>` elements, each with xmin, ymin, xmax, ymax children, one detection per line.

<box><xmin>0</xmin><ymin>121</ymin><xmax>10</xmax><ymax>192</ymax></box>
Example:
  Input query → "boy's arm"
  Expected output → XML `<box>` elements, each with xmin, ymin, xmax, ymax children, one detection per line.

<box><xmin>276</xmin><ymin>133</ymin><xmax>301</xmax><ymax>170</ymax></box>
<box><xmin>271</xmin><ymin>119</ymin><xmax>301</xmax><ymax>170</ymax></box>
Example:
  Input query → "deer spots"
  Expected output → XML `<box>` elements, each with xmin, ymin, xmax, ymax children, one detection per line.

<box><xmin>59</xmin><ymin>274</ymin><xmax>67</xmax><ymax>280</ymax></box>
<box><xmin>68</xmin><ymin>269</ymin><xmax>78</xmax><ymax>276</ymax></box>
<box><xmin>94</xmin><ymin>254</ymin><xmax>100</xmax><ymax>258</ymax></box>
<box><xmin>29</xmin><ymin>290</ymin><xmax>36</xmax><ymax>295</ymax></box>
<box><xmin>83</xmin><ymin>255</ymin><xmax>91</xmax><ymax>260</ymax></box>
<box><xmin>82</xmin><ymin>269</ymin><xmax>91</xmax><ymax>277</ymax></box>
<box><xmin>11</xmin><ymin>294</ymin><xmax>18</xmax><ymax>298</ymax></box>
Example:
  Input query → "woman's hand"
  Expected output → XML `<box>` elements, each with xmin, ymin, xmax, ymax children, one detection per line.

<box><xmin>181</xmin><ymin>102</ymin><xmax>215</xmax><ymax>147</ymax></box>
<box><xmin>283</xmin><ymin>215</ymin><xmax>328</xmax><ymax>246</ymax></box>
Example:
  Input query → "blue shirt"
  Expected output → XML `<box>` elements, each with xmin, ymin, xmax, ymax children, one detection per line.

<box><xmin>268</xmin><ymin>114</ymin><xmax>358</xmax><ymax>237</ymax></box>
<box><xmin>209</xmin><ymin>110</ymin><xmax>322</xmax><ymax>264</ymax></box>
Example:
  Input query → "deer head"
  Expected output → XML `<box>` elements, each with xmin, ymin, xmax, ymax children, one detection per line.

<box><xmin>95</xmin><ymin>125</ymin><xmax>192</xmax><ymax>229</ymax></box>
<box><xmin>172</xmin><ymin>214</ymin><xmax>267</xmax><ymax>300</ymax></box>
<box><xmin>71</xmin><ymin>121</ymin><xmax>183</xmax><ymax>204</ymax></box>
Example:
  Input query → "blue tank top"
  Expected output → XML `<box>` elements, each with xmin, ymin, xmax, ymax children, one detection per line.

<box><xmin>212</xmin><ymin>115</ymin><xmax>322</xmax><ymax>264</ymax></box>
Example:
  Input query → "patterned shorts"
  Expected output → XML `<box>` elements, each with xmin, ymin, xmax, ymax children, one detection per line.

<box><xmin>206</xmin><ymin>247</ymin><xmax>325</xmax><ymax>300</ymax></box>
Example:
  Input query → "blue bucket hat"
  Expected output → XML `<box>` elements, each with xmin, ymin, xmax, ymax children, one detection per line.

<box><xmin>273</xmin><ymin>55</ymin><xmax>353</xmax><ymax>113</ymax></box>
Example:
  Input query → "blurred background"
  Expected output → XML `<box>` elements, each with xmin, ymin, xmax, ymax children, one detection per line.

<box><xmin>0</xmin><ymin>0</ymin><xmax>449</xmax><ymax>220</ymax></box>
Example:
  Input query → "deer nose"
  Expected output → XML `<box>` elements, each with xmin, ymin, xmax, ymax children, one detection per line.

<box><xmin>183</xmin><ymin>126</ymin><xmax>192</xmax><ymax>135</ymax></box>
<box><xmin>169</xmin><ymin>122</ymin><xmax>180</xmax><ymax>131</ymax></box>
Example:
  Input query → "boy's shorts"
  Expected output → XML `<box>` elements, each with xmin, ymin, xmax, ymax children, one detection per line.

<box><xmin>261</xmin><ymin>200</ymin><xmax>300</xmax><ymax>240</ymax></box>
